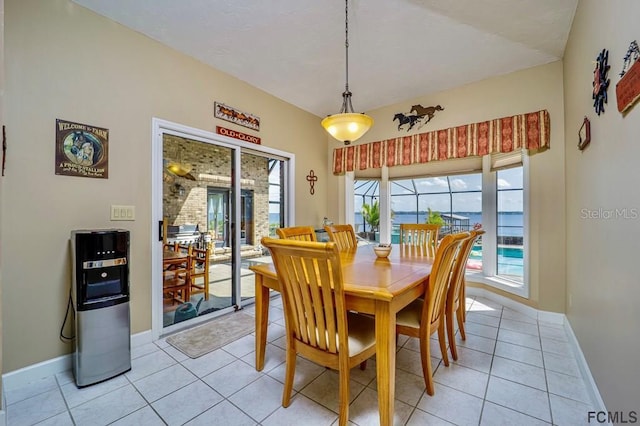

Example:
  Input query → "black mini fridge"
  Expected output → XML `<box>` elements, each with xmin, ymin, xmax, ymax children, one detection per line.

<box><xmin>71</xmin><ymin>229</ymin><xmax>131</xmax><ymax>387</ymax></box>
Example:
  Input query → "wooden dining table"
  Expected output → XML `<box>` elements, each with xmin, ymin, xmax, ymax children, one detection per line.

<box><xmin>249</xmin><ymin>244</ymin><xmax>434</xmax><ymax>426</ymax></box>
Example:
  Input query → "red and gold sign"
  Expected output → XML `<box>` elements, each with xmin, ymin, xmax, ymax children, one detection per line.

<box><xmin>616</xmin><ymin>59</ymin><xmax>640</xmax><ymax>114</ymax></box>
<box><xmin>216</xmin><ymin>126</ymin><xmax>261</xmax><ymax>145</ymax></box>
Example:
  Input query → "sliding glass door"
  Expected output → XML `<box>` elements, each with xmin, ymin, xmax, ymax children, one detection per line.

<box><xmin>154</xmin><ymin>119</ymin><xmax>293</xmax><ymax>336</ymax></box>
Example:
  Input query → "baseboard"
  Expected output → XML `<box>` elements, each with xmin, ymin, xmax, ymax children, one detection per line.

<box><xmin>466</xmin><ymin>287</ymin><xmax>605</xmax><ymax>411</ymax></box>
<box><xmin>563</xmin><ymin>319</ymin><xmax>608</xmax><ymax>414</ymax></box>
<box><xmin>2</xmin><ymin>330</ymin><xmax>153</xmax><ymax>392</ymax></box>
<box><xmin>466</xmin><ymin>287</ymin><xmax>564</xmax><ymax>324</ymax></box>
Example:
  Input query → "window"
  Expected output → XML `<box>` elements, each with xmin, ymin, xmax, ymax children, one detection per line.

<box><xmin>349</xmin><ymin>157</ymin><xmax>528</xmax><ymax>298</ymax></box>
<box><xmin>496</xmin><ymin>167</ymin><xmax>524</xmax><ymax>282</ymax></box>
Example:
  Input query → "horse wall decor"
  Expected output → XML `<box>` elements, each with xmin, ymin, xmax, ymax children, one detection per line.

<box><xmin>392</xmin><ymin>104</ymin><xmax>444</xmax><ymax>132</ymax></box>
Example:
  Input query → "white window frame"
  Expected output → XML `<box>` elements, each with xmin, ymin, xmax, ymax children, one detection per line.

<box><xmin>345</xmin><ymin>156</ymin><xmax>530</xmax><ymax>299</ymax></box>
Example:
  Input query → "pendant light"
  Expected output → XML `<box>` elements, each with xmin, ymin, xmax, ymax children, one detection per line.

<box><xmin>321</xmin><ymin>0</ymin><xmax>373</xmax><ymax>145</ymax></box>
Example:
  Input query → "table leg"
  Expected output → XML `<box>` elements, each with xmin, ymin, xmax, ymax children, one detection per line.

<box><xmin>254</xmin><ymin>274</ymin><xmax>270</xmax><ymax>371</ymax></box>
<box><xmin>375</xmin><ymin>300</ymin><xmax>396</xmax><ymax>426</ymax></box>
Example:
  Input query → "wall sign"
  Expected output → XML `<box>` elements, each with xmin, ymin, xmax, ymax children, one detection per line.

<box><xmin>216</xmin><ymin>126</ymin><xmax>261</xmax><ymax>145</ymax></box>
<box><xmin>214</xmin><ymin>102</ymin><xmax>260</xmax><ymax>131</ymax></box>
<box><xmin>616</xmin><ymin>40</ymin><xmax>640</xmax><ymax>114</ymax></box>
<box><xmin>55</xmin><ymin>119</ymin><xmax>109</xmax><ymax>179</ymax></box>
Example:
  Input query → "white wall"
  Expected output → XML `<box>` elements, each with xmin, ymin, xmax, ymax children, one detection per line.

<box><xmin>1</xmin><ymin>0</ymin><xmax>328</xmax><ymax>372</ymax></box>
<box><xmin>563</xmin><ymin>0</ymin><xmax>640</xmax><ymax>411</ymax></box>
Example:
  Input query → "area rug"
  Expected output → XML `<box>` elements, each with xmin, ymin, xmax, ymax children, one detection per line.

<box><xmin>166</xmin><ymin>312</ymin><xmax>255</xmax><ymax>358</ymax></box>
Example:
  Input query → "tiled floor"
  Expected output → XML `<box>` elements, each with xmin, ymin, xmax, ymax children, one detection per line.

<box><xmin>5</xmin><ymin>295</ymin><xmax>599</xmax><ymax>425</ymax></box>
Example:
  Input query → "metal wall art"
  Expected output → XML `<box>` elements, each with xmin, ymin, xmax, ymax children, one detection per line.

<box><xmin>616</xmin><ymin>40</ymin><xmax>640</xmax><ymax>114</ymax></box>
<box><xmin>392</xmin><ymin>104</ymin><xmax>444</xmax><ymax>132</ymax></box>
<box><xmin>214</xmin><ymin>102</ymin><xmax>260</xmax><ymax>131</ymax></box>
<box><xmin>306</xmin><ymin>170</ymin><xmax>317</xmax><ymax>195</ymax></box>
<box><xmin>592</xmin><ymin>49</ymin><xmax>610</xmax><ymax>115</ymax></box>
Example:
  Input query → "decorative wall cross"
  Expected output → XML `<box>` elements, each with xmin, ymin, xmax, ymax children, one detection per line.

<box><xmin>306</xmin><ymin>170</ymin><xmax>317</xmax><ymax>195</ymax></box>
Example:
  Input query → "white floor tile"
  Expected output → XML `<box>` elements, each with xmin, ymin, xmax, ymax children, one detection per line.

<box><xmin>497</xmin><ymin>328</ymin><xmax>541</xmax><ymax>350</ymax></box>
<box><xmin>7</xmin><ymin>388</ymin><xmax>67</xmax><ymax>426</ymax></box>
<box><xmin>262</xmin><ymin>394</ymin><xmax>338</xmax><ymax>426</ymax></box>
<box><xmin>202</xmin><ymin>359</ymin><xmax>263</xmax><ymax>397</ymax></box>
<box><xmin>451</xmin><ymin>345</ymin><xmax>494</xmax><ymax>373</ymax></box>
<box><xmin>481</xmin><ymin>401</ymin><xmax>550</xmax><ymax>425</ymax></box>
<box><xmin>417</xmin><ymin>383</ymin><xmax>484</xmax><ymax>426</ymax></box>
<box><xmin>70</xmin><ymin>384</ymin><xmax>147</xmax><ymax>426</ymax></box>
<box><xmin>5</xmin><ymin>375</ymin><xmax>59</xmax><ymax>405</ymax></box>
<box><xmin>485</xmin><ymin>376</ymin><xmax>551</xmax><ymax>422</ymax></box>
<box><xmin>184</xmin><ymin>400</ymin><xmax>257</xmax><ymax>426</ymax></box>
<box><xmin>267</xmin><ymin>355</ymin><xmax>328</xmax><ymax>390</ymax></box>
<box><xmin>491</xmin><ymin>356</ymin><xmax>547</xmax><ymax>391</ymax></box>
<box><xmin>455</xmin><ymin>333</ymin><xmax>497</xmax><ymax>354</ymax></box>
<box><xmin>132</xmin><ymin>363</ymin><xmax>198</xmax><ymax>402</ymax></box>
<box><xmin>433</xmin><ymin>363</ymin><xmax>489</xmax><ymax>398</ymax></box>
<box><xmin>407</xmin><ymin>408</ymin><xmax>455</xmax><ymax>425</ymax></box>
<box><xmin>543</xmin><ymin>351</ymin><xmax>581</xmax><ymax>377</ymax></box>
<box><xmin>181</xmin><ymin>347</ymin><xmax>237</xmax><ymax>377</ymax></box>
<box><xmin>60</xmin><ymin>374</ymin><xmax>129</xmax><ymax>409</ymax></box>
<box><xmin>9</xmin><ymin>297</ymin><xmax>599</xmax><ymax>426</ymax></box>
<box><xmin>465</xmin><ymin>322</ymin><xmax>499</xmax><ymax>339</ymax></box>
<box><xmin>299</xmin><ymin>370</ymin><xmax>365</xmax><ymax>413</ymax></box>
<box><xmin>500</xmin><ymin>318</ymin><xmax>540</xmax><ymax>336</ymax></box>
<box><xmin>228</xmin><ymin>375</ymin><xmax>286</xmax><ymax>422</ymax></box>
<box><xmin>348</xmin><ymin>387</ymin><xmax>414</xmax><ymax>426</ymax></box>
<box><xmin>546</xmin><ymin>370</ymin><xmax>592</xmax><ymax>404</ymax></box>
<box><xmin>110</xmin><ymin>406</ymin><xmax>165</xmax><ymax>426</ymax></box>
<box><xmin>151</xmin><ymin>380</ymin><xmax>224</xmax><ymax>425</ymax></box>
<box><xmin>494</xmin><ymin>340</ymin><xmax>543</xmax><ymax>367</ymax></box>
<box><xmin>466</xmin><ymin>312</ymin><xmax>501</xmax><ymax>328</ymax></box>
<box><xmin>549</xmin><ymin>393</ymin><xmax>598</xmax><ymax>426</ymax></box>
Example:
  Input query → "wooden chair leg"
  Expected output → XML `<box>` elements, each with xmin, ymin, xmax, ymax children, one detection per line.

<box><xmin>457</xmin><ymin>303</ymin><xmax>466</xmax><ymax>340</ymax></box>
<box><xmin>446</xmin><ymin>309</ymin><xmax>459</xmax><ymax>361</ymax></box>
<box><xmin>437</xmin><ymin>324</ymin><xmax>449</xmax><ymax>367</ymax></box>
<box><xmin>338</xmin><ymin>365</ymin><xmax>350</xmax><ymax>426</ymax></box>
<box><xmin>359</xmin><ymin>360</ymin><xmax>367</xmax><ymax>370</ymax></box>
<box><xmin>282</xmin><ymin>344</ymin><xmax>296</xmax><ymax>407</ymax></box>
<box><xmin>420</xmin><ymin>333</ymin><xmax>435</xmax><ymax>396</ymax></box>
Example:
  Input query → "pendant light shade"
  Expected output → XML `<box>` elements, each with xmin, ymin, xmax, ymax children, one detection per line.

<box><xmin>321</xmin><ymin>0</ymin><xmax>373</xmax><ymax>145</ymax></box>
<box><xmin>321</xmin><ymin>112</ymin><xmax>373</xmax><ymax>144</ymax></box>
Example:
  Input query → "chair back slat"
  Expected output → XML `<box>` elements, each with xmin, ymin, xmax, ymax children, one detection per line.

<box><xmin>447</xmin><ymin>230</ymin><xmax>485</xmax><ymax>308</ymax></box>
<box><xmin>422</xmin><ymin>232</ymin><xmax>467</xmax><ymax>329</ymax></box>
<box><xmin>263</xmin><ymin>238</ymin><xmax>345</xmax><ymax>355</ymax></box>
<box><xmin>399</xmin><ymin>224</ymin><xmax>440</xmax><ymax>257</ymax></box>
<box><xmin>276</xmin><ymin>226</ymin><xmax>317</xmax><ymax>242</ymax></box>
<box><xmin>324</xmin><ymin>224</ymin><xmax>357</xmax><ymax>251</ymax></box>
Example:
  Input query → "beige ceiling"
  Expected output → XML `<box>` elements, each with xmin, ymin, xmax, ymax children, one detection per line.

<box><xmin>72</xmin><ymin>0</ymin><xmax>577</xmax><ymax>117</ymax></box>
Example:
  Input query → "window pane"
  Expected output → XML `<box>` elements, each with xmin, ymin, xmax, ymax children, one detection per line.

<box><xmin>497</xmin><ymin>167</ymin><xmax>524</xmax><ymax>281</ymax></box>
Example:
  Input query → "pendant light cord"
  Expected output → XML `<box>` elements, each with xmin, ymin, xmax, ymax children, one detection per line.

<box><xmin>344</xmin><ymin>0</ymin><xmax>349</xmax><ymax>94</ymax></box>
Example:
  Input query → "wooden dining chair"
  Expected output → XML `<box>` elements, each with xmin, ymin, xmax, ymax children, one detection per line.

<box><xmin>324</xmin><ymin>224</ymin><xmax>358</xmax><ymax>251</ymax></box>
<box><xmin>445</xmin><ymin>229</ymin><xmax>485</xmax><ymax>360</ymax></box>
<box><xmin>276</xmin><ymin>226</ymin><xmax>317</xmax><ymax>242</ymax></box>
<box><xmin>163</xmin><ymin>254</ymin><xmax>191</xmax><ymax>305</ymax></box>
<box><xmin>261</xmin><ymin>237</ymin><xmax>376</xmax><ymax>426</ymax></box>
<box><xmin>395</xmin><ymin>232</ymin><xmax>468</xmax><ymax>395</ymax></box>
<box><xmin>189</xmin><ymin>245</ymin><xmax>211</xmax><ymax>301</ymax></box>
<box><xmin>399</xmin><ymin>223</ymin><xmax>441</xmax><ymax>257</ymax></box>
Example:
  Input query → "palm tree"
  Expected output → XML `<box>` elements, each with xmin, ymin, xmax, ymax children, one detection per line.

<box><xmin>362</xmin><ymin>200</ymin><xmax>380</xmax><ymax>233</ymax></box>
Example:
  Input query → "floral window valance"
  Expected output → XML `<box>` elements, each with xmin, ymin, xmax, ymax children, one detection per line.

<box><xmin>332</xmin><ymin>109</ymin><xmax>550</xmax><ymax>175</ymax></box>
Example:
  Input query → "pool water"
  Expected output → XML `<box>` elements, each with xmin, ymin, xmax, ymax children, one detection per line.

<box><xmin>469</xmin><ymin>244</ymin><xmax>524</xmax><ymax>278</ymax></box>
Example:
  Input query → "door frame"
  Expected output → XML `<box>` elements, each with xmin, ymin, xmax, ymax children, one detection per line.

<box><xmin>151</xmin><ymin>118</ymin><xmax>295</xmax><ymax>340</ymax></box>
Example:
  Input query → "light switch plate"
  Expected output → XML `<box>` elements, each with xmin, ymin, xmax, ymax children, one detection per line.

<box><xmin>111</xmin><ymin>205</ymin><xmax>135</xmax><ymax>221</ymax></box>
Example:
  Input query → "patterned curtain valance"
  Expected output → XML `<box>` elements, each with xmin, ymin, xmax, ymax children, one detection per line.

<box><xmin>332</xmin><ymin>109</ymin><xmax>550</xmax><ymax>175</ymax></box>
